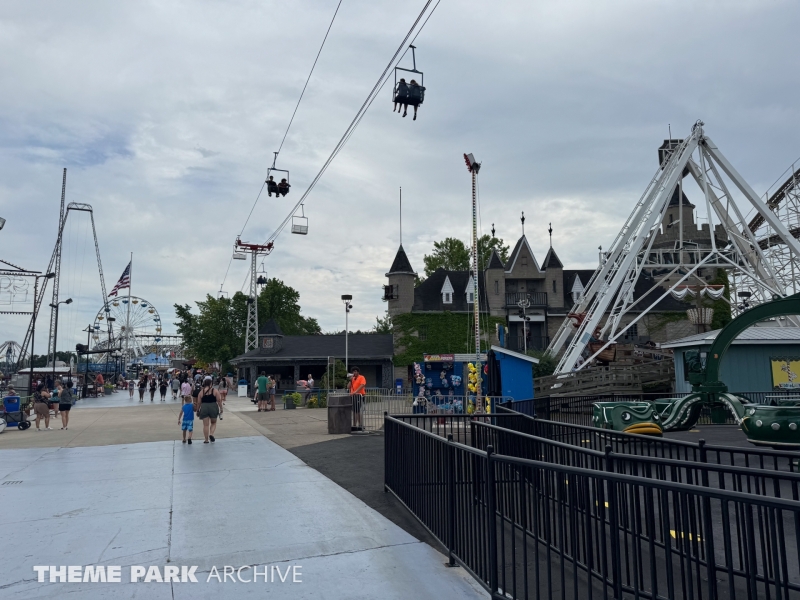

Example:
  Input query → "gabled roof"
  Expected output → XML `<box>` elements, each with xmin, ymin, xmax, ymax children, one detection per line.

<box><xmin>542</xmin><ymin>247</ymin><xmax>563</xmax><ymax>269</ymax></box>
<box><xmin>258</xmin><ymin>319</ymin><xmax>284</xmax><ymax>336</ymax></box>
<box><xmin>413</xmin><ymin>268</ymin><xmax>489</xmax><ymax>312</ymax></box>
<box><xmin>661</xmin><ymin>327</ymin><xmax>800</xmax><ymax>349</ymax></box>
<box><xmin>233</xmin><ymin>334</ymin><xmax>394</xmax><ymax>362</ymax></box>
<box><xmin>486</xmin><ymin>249</ymin><xmax>505</xmax><ymax>270</ymax></box>
<box><xmin>505</xmin><ymin>235</ymin><xmax>540</xmax><ymax>273</ymax></box>
<box><xmin>387</xmin><ymin>245</ymin><xmax>415</xmax><ymax>275</ymax></box>
<box><xmin>441</xmin><ymin>275</ymin><xmax>454</xmax><ymax>294</ymax></box>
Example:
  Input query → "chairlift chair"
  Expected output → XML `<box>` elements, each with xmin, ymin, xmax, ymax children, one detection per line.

<box><xmin>266</xmin><ymin>152</ymin><xmax>291</xmax><ymax>197</ymax></box>
<box><xmin>232</xmin><ymin>251</ymin><xmax>246</xmax><ymax>260</ymax></box>
<box><xmin>393</xmin><ymin>45</ymin><xmax>425</xmax><ymax>108</ymax></box>
<box><xmin>292</xmin><ymin>205</ymin><xmax>309</xmax><ymax>235</ymax></box>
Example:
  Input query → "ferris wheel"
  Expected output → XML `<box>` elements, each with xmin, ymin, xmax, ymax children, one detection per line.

<box><xmin>93</xmin><ymin>296</ymin><xmax>162</xmax><ymax>360</ymax></box>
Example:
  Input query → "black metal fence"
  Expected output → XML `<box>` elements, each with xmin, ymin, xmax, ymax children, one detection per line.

<box><xmin>385</xmin><ymin>415</ymin><xmax>800</xmax><ymax>599</ymax></box>
<box><xmin>495</xmin><ymin>408</ymin><xmax>800</xmax><ymax>474</ymax></box>
<box><xmin>510</xmin><ymin>390</ymin><xmax>800</xmax><ymax>427</ymax></box>
<box><xmin>470</xmin><ymin>420</ymin><xmax>800</xmax><ymax>501</ymax></box>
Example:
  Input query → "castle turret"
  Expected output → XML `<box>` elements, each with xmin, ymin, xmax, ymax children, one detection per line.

<box><xmin>542</xmin><ymin>247</ymin><xmax>564</xmax><ymax>309</ymax></box>
<box><xmin>385</xmin><ymin>245</ymin><xmax>416</xmax><ymax>317</ymax></box>
<box><xmin>484</xmin><ymin>249</ymin><xmax>506</xmax><ymax>316</ymax></box>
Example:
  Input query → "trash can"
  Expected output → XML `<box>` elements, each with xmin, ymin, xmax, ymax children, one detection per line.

<box><xmin>284</xmin><ymin>392</ymin><xmax>296</xmax><ymax>410</ymax></box>
<box><xmin>238</xmin><ymin>384</ymin><xmax>248</xmax><ymax>398</ymax></box>
<box><xmin>327</xmin><ymin>392</ymin><xmax>352</xmax><ymax>434</ymax></box>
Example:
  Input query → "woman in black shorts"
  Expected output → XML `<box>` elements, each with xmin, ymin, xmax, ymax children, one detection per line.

<box><xmin>159</xmin><ymin>378</ymin><xmax>168</xmax><ymax>401</ymax></box>
<box><xmin>138</xmin><ymin>377</ymin><xmax>146</xmax><ymax>402</ymax></box>
<box><xmin>56</xmin><ymin>380</ymin><xmax>74</xmax><ymax>430</ymax></box>
<box><xmin>198</xmin><ymin>376</ymin><xmax>222</xmax><ymax>443</ymax></box>
<box><xmin>149</xmin><ymin>377</ymin><xmax>157</xmax><ymax>402</ymax></box>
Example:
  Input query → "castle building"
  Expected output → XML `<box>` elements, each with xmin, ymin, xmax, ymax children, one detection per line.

<box><xmin>384</xmin><ymin>229</ymin><xmax>696</xmax><ymax>377</ymax></box>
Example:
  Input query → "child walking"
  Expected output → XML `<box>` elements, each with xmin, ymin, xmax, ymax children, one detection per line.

<box><xmin>180</xmin><ymin>395</ymin><xmax>194</xmax><ymax>444</ymax></box>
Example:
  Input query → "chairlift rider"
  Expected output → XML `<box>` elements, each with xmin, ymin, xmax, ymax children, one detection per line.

<box><xmin>393</xmin><ymin>78</ymin><xmax>408</xmax><ymax>113</ymax></box>
<box><xmin>266</xmin><ymin>176</ymin><xmax>278</xmax><ymax>197</ymax></box>
<box><xmin>393</xmin><ymin>79</ymin><xmax>423</xmax><ymax>120</ymax></box>
<box><xmin>277</xmin><ymin>178</ymin><xmax>290</xmax><ymax>197</ymax></box>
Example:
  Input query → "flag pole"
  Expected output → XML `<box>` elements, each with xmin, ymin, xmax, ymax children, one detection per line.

<box><xmin>125</xmin><ymin>252</ymin><xmax>132</xmax><ymax>369</ymax></box>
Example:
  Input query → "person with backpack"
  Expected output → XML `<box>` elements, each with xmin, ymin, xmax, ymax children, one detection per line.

<box><xmin>197</xmin><ymin>376</ymin><xmax>223</xmax><ymax>443</ymax></box>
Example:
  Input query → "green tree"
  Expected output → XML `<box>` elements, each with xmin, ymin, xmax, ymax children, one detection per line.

<box><xmin>526</xmin><ymin>349</ymin><xmax>557</xmax><ymax>378</ymax></box>
<box><xmin>422</xmin><ymin>235</ymin><xmax>510</xmax><ymax>278</ymax></box>
<box><xmin>320</xmin><ymin>359</ymin><xmax>349</xmax><ymax>390</ymax></box>
<box><xmin>174</xmin><ymin>278</ymin><xmax>319</xmax><ymax>372</ymax></box>
<box><xmin>373</xmin><ymin>311</ymin><xmax>392</xmax><ymax>334</ymax></box>
<box><xmin>257</xmin><ymin>277</ymin><xmax>321</xmax><ymax>335</ymax></box>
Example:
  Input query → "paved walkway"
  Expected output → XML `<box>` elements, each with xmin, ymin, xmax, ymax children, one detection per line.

<box><xmin>0</xmin><ymin>393</ymin><xmax>485</xmax><ymax>598</ymax></box>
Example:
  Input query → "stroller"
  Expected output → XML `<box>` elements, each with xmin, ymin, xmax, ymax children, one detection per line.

<box><xmin>0</xmin><ymin>396</ymin><xmax>32</xmax><ymax>432</ymax></box>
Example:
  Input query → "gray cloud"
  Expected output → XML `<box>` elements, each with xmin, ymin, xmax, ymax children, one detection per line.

<box><xmin>1</xmin><ymin>0</ymin><xmax>799</xmax><ymax>353</ymax></box>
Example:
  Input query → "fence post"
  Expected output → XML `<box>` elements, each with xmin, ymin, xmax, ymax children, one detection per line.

<box><xmin>447</xmin><ymin>433</ymin><xmax>456</xmax><ymax>567</ymax></box>
<box><xmin>486</xmin><ymin>445</ymin><xmax>499</xmax><ymax>596</ymax></box>
<box><xmin>604</xmin><ymin>445</ymin><xmax>622</xmax><ymax>599</ymax></box>
<box><xmin>697</xmin><ymin>438</ymin><xmax>718</xmax><ymax>599</ymax></box>
<box><xmin>384</xmin><ymin>412</ymin><xmax>389</xmax><ymax>493</ymax></box>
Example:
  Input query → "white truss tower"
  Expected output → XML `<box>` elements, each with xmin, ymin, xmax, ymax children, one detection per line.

<box><xmin>549</xmin><ymin>122</ymin><xmax>800</xmax><ymax>375</ymax></box>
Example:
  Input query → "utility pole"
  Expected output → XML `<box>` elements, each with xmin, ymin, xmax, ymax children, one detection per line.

<box><xmin>341</xmin><ymin>295</ymin><xmax>353</xmax><ymax>372</ymax></box>
<box><xmin>517</xmin><ymin>296</ymin><xmax>531</xmax><ymax>353</ymax></box>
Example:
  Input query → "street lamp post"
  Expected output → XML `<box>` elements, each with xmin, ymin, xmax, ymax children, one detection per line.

<box><xmin>341</xmin><ymin>295</ymin><xmax>353</xmax><ymax>373</ymax></box>
<box><xmin>28</xmin><ymin>272</ymin><xmax>56</xmax><ymax>397</ymax></box>
<box><xmin>49</xmin><ymin>298</ymin><xmax>73</xmax><ymax>387</ymax></box>
<box><xmin>517</xmin><ymin>297</ymin><xmax>531</xmax><ymax>354</ymax></box>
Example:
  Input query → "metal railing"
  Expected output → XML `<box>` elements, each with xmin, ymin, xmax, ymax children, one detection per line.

<box><xmin>470</xmin><ymin>420</ymin><xmax>800</xmax><ymax>500</ymax></box>
<box><xmin>507</xmin><ymin>335</ymin><xmax>549</xmax><ymax>353</ymax></box>
<box><xmin>360</xmin><ymin>395</ymin><xmax>513</xmax><ymax>432</ymax></box>
<box><xmin>495</xmin><ymin>407</ymin><xmax>800</xmax><ymax>473</ymax></box>
<box><xmin>385</xmin><ymin>415</ymin><xmax>800</xmax><ymax>600</ymax></box>
<box><xmin>505</xmin><ymin>292</ymin><xmax>547</xmax><ymax>307</ymax></box>
<box><xmin>513</xmin><ymin>391</ymin><xmax>795</xmax><ymax>427</ymax></box>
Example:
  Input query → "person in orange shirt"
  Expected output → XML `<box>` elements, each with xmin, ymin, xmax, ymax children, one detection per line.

<box><xmin>348</xmin><ymin>367</ymin><xmax>366</xmax><ymax>431</ymax></box>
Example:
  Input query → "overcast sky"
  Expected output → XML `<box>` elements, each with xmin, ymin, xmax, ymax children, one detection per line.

<box><xmin>1</xmin><ymin>0</ymin><xmax>799</xmax><ymax>355</ymax></box>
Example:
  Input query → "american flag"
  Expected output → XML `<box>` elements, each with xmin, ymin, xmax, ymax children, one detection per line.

<box><xmin>108</xmin><ymin>262</ymin><xmax>131</xmax><ymax>297</ymax></box>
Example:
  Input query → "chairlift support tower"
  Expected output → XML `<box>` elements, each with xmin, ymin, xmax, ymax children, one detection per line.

<box><xmin>548</xmin><ymin>122</ymin><xmax>800</xmax><ymax>375</ymax></box>
<box><xmin>234</xmin><ymin>237</ymin><xmax>273</xmax><ymax>353</ymax></box>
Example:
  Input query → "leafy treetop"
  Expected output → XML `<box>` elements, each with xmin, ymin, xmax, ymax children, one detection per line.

<box><xmin>422</xmin><ymin>235</ymin><xmax>510</xmax><ymax>279</ymax></box>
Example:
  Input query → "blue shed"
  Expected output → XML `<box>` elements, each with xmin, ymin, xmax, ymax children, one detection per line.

<box><xmin>489</xmin><ymin>345</ymin><xmax>538</xmax><ymax>400</ymax></box>
<box><xmin>661</xmin><ymin>327</ymin><xmax>800</xmax><ymax>393</ymax></box>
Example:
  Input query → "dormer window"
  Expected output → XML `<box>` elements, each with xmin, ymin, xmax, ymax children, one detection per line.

<box><xmin>441</xmin><ymin>275</ymin><xmax>454</xmax><ymax>305</ymax></box>
<box><xmin>467</xmin><ymin>291</ymin><xmax>474</xmax><ymax>304</ymax></box>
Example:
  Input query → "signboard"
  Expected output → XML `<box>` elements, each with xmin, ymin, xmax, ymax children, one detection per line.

<box><xmin>770</xmin><ymin>357</ymin><xmax>800</xmax><ymax>389</ymax></box>
<box><xmin>423</xmin><ymin>354</ymin><xmax>455</xmax><ymax>363</ymax></box>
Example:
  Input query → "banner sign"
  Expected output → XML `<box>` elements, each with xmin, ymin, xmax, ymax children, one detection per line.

<box><xmin>423</xmin><ymin>354</ymin><xmax>455</xmax><ymax>363</ymax></box>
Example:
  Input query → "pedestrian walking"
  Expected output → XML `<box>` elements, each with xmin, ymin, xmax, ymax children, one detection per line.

<box><xmin>179</xmin><ymin>395</ymin><xmax>194</xmax><ymax>444</ymax></box>
<box><xmin>128</xmin><ymin>379</ymin><xmax>135</xmax><ymax>398</ymax></box>
<box><xmin>304</xmin><ymin>374</ymin><xmax>315</xmax><ymax>404</ymax></box>
<box><xmin>255</xmin><ymin>371</ymin><xmax>269</xmax><ymax>412</ymax></box>
<box><xmin>159</xmin><ymin>378</ymin><xmax>167</xmax><ymax>401</ymax></box>
<box><xmin>138</xmin><ymin>377</ymin><xmax>146</xmax><ymax>402</ymax></box>
<box><xmin>56</xmin><ymin>380</ymin><xmax>74</xmax><ymax>430</ymax></box>
<box><xmin>181</xmin><ymin>379</ymin><xmax>192</xmax><ymax>401</ymax></box>
<box><xmin>219</xmin><ymin>375</ymin><xmax>228</xmax><ymax>404</ymax></box>
<box><xmin>349</xmin><ymin>367</ymin><xmax>366</xmax><ymax>431</ymax></box>
<box><xmin>268</xmin><ymin>375</ymin><xmax>276</xmax><ymax>411</ymax></box>
<box><xmin>149</xmin><ymin>377</ymin><xmax>157</xmax><ymax>402</ymax></box>
<box><xmin>33</xmin><ymin>383</ymin><xmax>52</xmax><ymax>431</ymax></box>
<box><xmin>171</xmin><ymin>376</ymin><xmax>180</xmax><ymax>400</ymax></box>
<box><xmin>197</xmin><ymin>376</ymin><xmax>223</xmax><ymax>443</ymax></box>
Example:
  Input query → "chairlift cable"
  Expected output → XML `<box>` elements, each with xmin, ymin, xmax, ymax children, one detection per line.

<box><xmin>242</xmin><ymin>0</ymin><xmax>442</xmax><ymax>291</ymax></box>
<box><xmin>221</xmin><ymin>2</ymin><xmax>343</xmax><ymax>292</ymax></box>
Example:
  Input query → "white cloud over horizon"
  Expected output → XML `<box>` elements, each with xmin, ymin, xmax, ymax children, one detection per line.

<box><xmin>1</xmin><ymin>0</ymin><xmax>799</xmax><ymax>355</ymax></box>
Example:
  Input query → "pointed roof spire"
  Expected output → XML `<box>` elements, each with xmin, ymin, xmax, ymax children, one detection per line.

<box><xmin>521</xmin><ymin>211</ymin><xmax>525</xmax><ymax>236</ymax></box>
<box><xmin>542</xmin><ymin>247</ymin><xmax>563</xmax><ymax>269</ymax></box>
<box><xmin>548</xmin><ymin>222</ymin><xmax>553</xmax><ymax>248</ymax></box>
<box><xmin>486</xmin><ymin>249</ymin><xmax>504</xmax><ymax>270</ymax></box>
<box><xmin>387</xmin><ymin>244</ymin><xmax>415</xmax><ymax>275</ymax></box>
<box><xmin>491</xmin><ymin>223</ymin><xmax>496</xmax><ymax>237</ymax></box>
